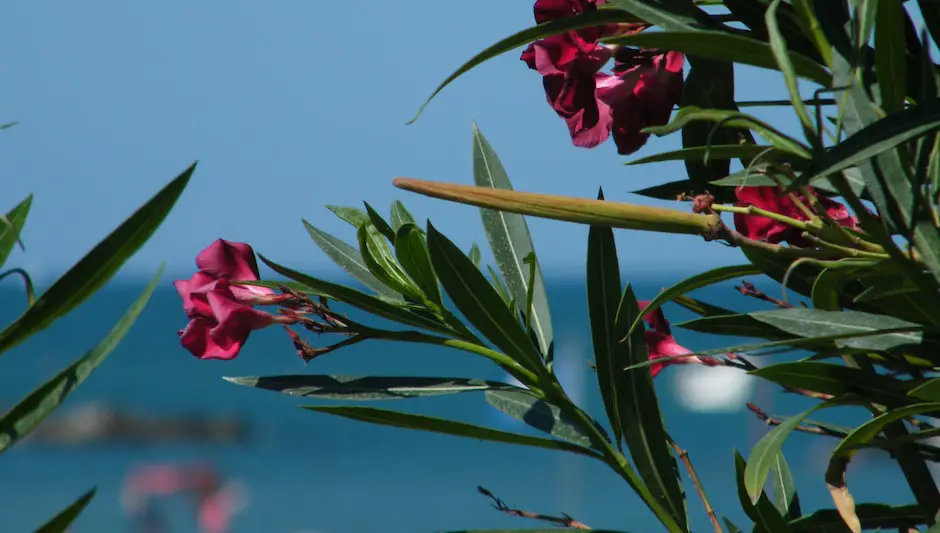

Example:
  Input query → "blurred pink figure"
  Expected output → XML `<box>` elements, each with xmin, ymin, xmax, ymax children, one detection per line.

<box><xmin>121</xmin><ymin>462</ymin><xmax>248</xmax><ymax>533</ymax></box>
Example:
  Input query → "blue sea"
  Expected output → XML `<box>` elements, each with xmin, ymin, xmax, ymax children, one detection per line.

<box><xmin>0</xmin><ymin>275</ymin><xmax>923</xmax><ymax>533</ymax></box>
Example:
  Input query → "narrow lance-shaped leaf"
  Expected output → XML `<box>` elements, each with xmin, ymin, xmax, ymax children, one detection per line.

<box><xmin>302</xmin><ymin>219</ymin><xmax>400</xmax><ymax>299</ymax></box>
<box><xmin>484</xmin><ymin>389</ymin><xmax>597</xmax><ymax>448</ymax></box>
<box><xmin>258</xmin><ymin>255</ymin><xmax>454</xmax><ymax>335</ymax></box>
<box><xmin>357</xmin><ymin>223</ymin><xmax>425</xmax><ymax>301</ymax></box>
<box><xmin>602</xmin><ymin>30</ymin><xmax>830</xmax><ymax>85</ymax></box>
<box><xmin>617</xmin><ymin>285</ymin><xmax>687</xmax><ymax>530</ymax></box>
<box><xmin>33</xmin><ymin>488</ymin><xmax>97</xmax><ymax>533</ymax></box>
<box><xmin>587</xmin><ymin>212</ymin><xmax>627</xmax><ymax>448</ymax></box>
<box><xmin>0</xmin><ymin>265</ymin><xmax>164</xmax><ymax>454</ymax></box>
<box><xmin>734</xmin><ymin>451</ymin><xmax>793</xmax><ymax>533</ymax></box>
<box><xmin>0</xmin><ymin>195</ymin><xmax>32</xmax><ymax>270</ymax></box>
<box><xmin>472</xmin><ymin>124</ymin><xmax>553</xmax><ymax>358</ymax></box>
<box><xmin>426</xmin><ymin>222</ymin><xmax>544</xmax><ymax>374</ymax></box>
<box><xmin>394</xmin><ymin>223</ymin><xmax>443</xmax><ymax>308</ymax></box>
<box><xmin>0</xmin><ymin>163</ymin><xmax>193</xmax><ymax>356</ymax></box>
<box><xmin>390</xmin><ymin>200</ymin><xmax>417</xmax><ymax>232</ymax></box>
<box><xmin>744</xmin><ymin>399</ymin><xmax>842</xmax><ymax>503</ymax></box>
<box><xmin>771</xmin><ymin>452</ymin><xmax>801</xmax><ymax>520</ymax></box>
<box><xmin>625</xmin><ymin>264</ymin><xmax>761</xmax><ymax>341</ymax></box>
<box><xmin>225</xmin><ymin>375</ymin><xmax>524</xmax><ymax>401</ymax></box>
<box><xmin>748</xmin><ymin>308</ymin><xmax>925</xmax><ymax>351</ymax></box>
<box><xmin>303</xmin><ymin>405</ymin><xmax>600</xmax><ymax>459</ymax></box>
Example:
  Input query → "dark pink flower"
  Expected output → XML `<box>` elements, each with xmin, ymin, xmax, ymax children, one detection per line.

<box><xmin>597</xmin><ymin>49</ymin><xmax>684</xmax><ymax>155</ymax></box>
<box><xmin>733</xmin><ymin>186</ymin><xmax>859</xmax><ymax>246</ymax></box>
<box><xmin>174</xmin><ymin>239</ymin><xmax>279</xmax><ymax>361</ymax></box>
<box><xmin>638</xmin><ymin>300</ymin><xmax>714</xmax><ymax>377</ymax></box>
<box><xmin>521</xmin><ymin>0</ymin><xmax>684</xmax><ymax>154</ymax></box>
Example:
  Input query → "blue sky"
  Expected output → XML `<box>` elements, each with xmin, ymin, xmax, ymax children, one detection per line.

<box><xmin>0</xmin><ymin>0</ymin><xmax>897</xmax><ymax>283</ymax></box>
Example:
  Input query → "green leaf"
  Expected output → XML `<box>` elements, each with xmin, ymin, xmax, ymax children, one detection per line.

<box><xmin>468</xmin><ymin>242</ymin><xmax>482</xmax><ymax>268</ymax></box>
<box><xmin>604</xmin><ymin>0</ymin><xmax>708</xmax><ymax>30</ymax></box>
<box><xmin>616</xmin><ymin>285</ymin><xmax>687</xmax><ymax>530</ymax></box>
<box><xmin>745</xmin><ymin>401</ymin><xmax>838</xmax><ymax>503</ymax></box>
<box><xmin>0</xmin><ymin>265</ymin><xmax>163</xmax><ymax>454</ymax></box>
<box><xmin>625</xmin><ymin>264</ymin><xmax>761</xmax><ymax>341</ymax></box>
<box><xmin>643</xmin><ymin>106</ymin><xmax>812</xmax><ymax>158</ymax></box>
<box><xmin>748</xmin><ymin>308</ymin><xmax>924</xmax><ymax>351</ymax></box>
<box><xmin>627</xmin><ymin>145</ymin><xmax>784</xmax><ymax>166</ymax></box>
<box><xmin>394</xmin><ymin>223</ymin><xmax>443</xmax><ymax>307</ymax></box>
<box><xmin>749</xmin><ymin>362</ymin><xmax>913</xmax><ymax>406</ymax></box>
<box><xmin>302</xmin><ymin>219</ymin><xmax>400</xmax><ymax>299</ymax></box>
<box><xmin>771</xmin><ymin>452</ymin><xmax>801</xmax><ymax>520</ymax></box>
<box><xmin>874</xmin><ymin>0</ymin><xmax>908</xmax><ymax>114</ymax></box>
<box><xmin>766</xmin><ymin>0</ymin><xmax>816</xmax><ymax>139</ymax></box>
<box><xmin>364</xmin><ymin>202</ymin><xmax>397</xmax><ymax>242</ymax></box>
<box><xmin>0</xmin><ymin>162</ymin><xmax>193</xmax><ymax>356</ymax></box>
<box><xmin>0</xmin><ymin>195</ymin><xmax>32</xmax><ymax>270</ymax></box>
<box><xmin>408</xmin><ymin>9</ymin><xmax>643</xmax><ymax>124</ymax></box>
<box><xmin>225</xmin><ymin>375</ymin><xmax>522</xmax><ymax>400</ymax></box>
<box><xmin>908</xmin><ymin>380</ymin><xmax>940</xmax><ymax>402</ymax></box>
<box><xmin>734</xmin><ymin>451</ymin><xmax>793</xmax><ymax>533</ymax></box>
<box><xmin>603</xmin><ymin>30</ymin><xmax>830</xmax><ymax>86</ymax></box>
<box><xmin>472</xmin><ymin>124</ymin><xmax>553</xmax><ymax>357</ymax></box>
<box><xmin>797</xmin><ymin>100</ymin><xmax>940</xmax><ymax>188</ymax></box>
<box><xmin>326</xmin><ymin>205</ymin><xmax>371</xmax><ymax>228</ymax></box>
<box><xmin>709</xmin><ymin>164</ymin><xmax>866</xmax><ymax>196</ymax></box>
<box><xmin>258</xmin><ymin>255</ymin><xmax>453</xmax><ymax>335</ymax></box>
<box><xmin>303</xmin><ymin>405</ymin><xmax>598</xmax><ymax>459</ymax></box>
<box><xmin>426</xmin><ymin>222</ymin><xmax>544</xmax><ymax>372</ymax></box>
<box><xmin>832</xmin><ymin>402</ymin><xmax>940</xmax><ymax>462</ymax></box>
<box><xmin>357</xmin><ymin>223</ymin><xmax>424</xmax><ymax>301</ymax></box>
<box><xmin>32</xmin><ymin>488</ymin><xmax>96</xmax><ymax>533</ymax></box>
<box><xmin>484</xmin><ymin>390</ymin><xmax>595</xmax><ymax>448</ymax></box>
<box><xmin>390</xmin><ymin>200</ymin><xmax>417</xmax><ymax>232</ymax></box>
<box><xmin>789</xmin><ymin>504</ymin><xmax>924</xmax><ymax>532</ymax></box>
<box><xmin>587</xmin><ymin>221</ymin><xmax>627</xmax><ymax>448</ymax></box>
<box><xmin>676</xmin><ymin>314</ymin><xmax>797</xmax><ymax>341</ymax></box>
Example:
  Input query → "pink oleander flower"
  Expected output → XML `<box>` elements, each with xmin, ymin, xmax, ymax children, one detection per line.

<box><xmin>638</xmin><ymin>300</ymin><xmax>716</xmax><ymax>377</ymax></box>
<box><xmin>174</xmin><ymin>239</ymin><xmax>281</xmax><ymax>361</ymax></box>
<box><xmin>521</xmin><ymin>0</ymin><xmax>683</xmax><ymax>154</ymax></box>
<box><xmin>733</xmin><ymin>186</ymin><xmax>860</xmax><ymax>246</ymax></box>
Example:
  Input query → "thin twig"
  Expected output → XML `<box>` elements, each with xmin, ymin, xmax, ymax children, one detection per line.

<box><xmin>747</xmin><ymin>403</ymin><xmax>845</xmax><ymax>438</ymax></box>
<box><xmin>477</xmin><ymin>486</ymin><xmax>590</xmax><ymax>530</ymax></box>
<box><xmin>736</xmin><ymin>280</ymin><xmax>795</xmax><ymax>308</ymax></box>
<box><xmin>669</xmin><ymin>440</ymin><xmax>722</xmax><ymax>533</ymax></box>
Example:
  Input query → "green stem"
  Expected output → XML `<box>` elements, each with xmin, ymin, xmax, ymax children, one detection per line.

<box><xmin>544</xmin><ymin>383</ymin><xmax>685</xmax><ymax>533</ymax></box>
<box><xmin>371</xmin><ymin>329</ymin><xmax>543</xmax><ymax>389</ymax></box>
<box><xmin>799</xmin><ymin>233</ymin><xmax>890</xmax><ymax>259</ymax></box>
<box><xmin>712</xmin><ymin>203</ymin><xmax>809</xmax><ymax>229</ymax></box>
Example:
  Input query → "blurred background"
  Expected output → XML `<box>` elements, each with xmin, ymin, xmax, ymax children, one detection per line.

<box><xmin>0</xmin><ymin>1</ymin><xmax>935</xmax><ymax>532</ymax></box>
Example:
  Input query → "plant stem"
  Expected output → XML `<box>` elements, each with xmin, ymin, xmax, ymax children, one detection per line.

<box><xmin>543</xmin><ymin>384</ymin><xmax>685</xmax><ymax>533</ymax></box>
<box><xmin>669</xmin><ymin>439</ymin><xmax>722</xmax><ymax>533</ymax></box>
<box><xmin>711</xmin><ymin>203</ymin><xmax>809</xmax><ymax>229</ymax></box>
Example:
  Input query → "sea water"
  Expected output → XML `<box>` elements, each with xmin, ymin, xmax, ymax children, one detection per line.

<box><xmin>0</xmin><ymin>276</ymin><xmax>916</xmax><ymax>533</ymax></box>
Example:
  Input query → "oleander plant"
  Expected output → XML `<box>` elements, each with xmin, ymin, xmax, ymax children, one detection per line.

<box><xmin>175</xmin><ymin>1</ymin><xmax>940</xmax><ymax>532</ymax></box>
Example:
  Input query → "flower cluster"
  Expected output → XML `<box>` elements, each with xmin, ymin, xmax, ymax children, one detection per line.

<box><xmin>521</xmin><ymin>0</ymin><xmax>684</xmax><ymax>155</ymax></box>
<box><xmin>174</xmin><ymin>240</ymin><xmax>294</xmax><ymax>360</ymax></box>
